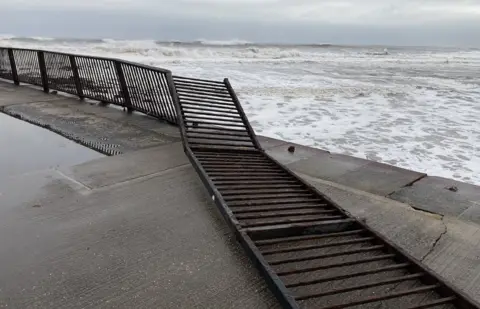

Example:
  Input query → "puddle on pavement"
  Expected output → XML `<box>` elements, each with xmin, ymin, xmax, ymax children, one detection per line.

<box><xmin>0</xmin><ymin>113</ymin><xmax>104</xmax><ymax>180</ymax></box>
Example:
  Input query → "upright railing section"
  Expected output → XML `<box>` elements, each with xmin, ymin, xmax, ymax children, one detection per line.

<box><xmin>0</xmin><ymin>47</ymin><xmax>177</xmax><ymax>124</ymax></box>
<box><xmin>172</xmin><ymin>75</ymin><xmax>261</xmax><ymax>151</ymax></box>
<box><xmin>169</xmin><ymin>76</ymin><xmax>480</xmax><ymax>309</ymax></box>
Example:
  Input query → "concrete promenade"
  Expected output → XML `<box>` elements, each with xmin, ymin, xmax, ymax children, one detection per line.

<box><xmin>1</xmin><ymin>80</ymin><xmax>480</xmax><ymax>308</ymax></box>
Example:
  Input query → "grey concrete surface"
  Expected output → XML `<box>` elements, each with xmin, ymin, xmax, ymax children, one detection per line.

<box><xmin>60</xmin><ymin>142</ymin><xmax>189</xmax><ymax>189</ymax></box>
<box><xmin>460</xmin><ymin>205</ymin><xmax>480</xmax><ymax>224</ymax></box>
<box><xmin>257</xmin><ymin>136</ymin><xmax>289</xmax><ymax>150</ymax></box>
<box><xmin>266</xmin><ymin>142</ymin><xmax>331</xmax><ymax>165</ymax></box>
<box><xmin>2</xmin><ymin>101</ymin><xmax>177</xmax><ymax>155</ymax></box>
<box><xmin>333</xmin><ymin>161</ymin><xmax>426</xmax><ymax>196</ymax></box>
<box><xmin>0</xmin><ymin>80</ymin><xmax>181</xmax><ymax>156</ymax></box>
<box><xmin>37</xmin><ymin>97</ymin><xmax>181</xmax><ymax>139</ymax></box>
<box><xmin>0</xmin><ymin>81</ymin><xmax>62</xmax><ymax>106</ymax></box>
<box><xmin>391</xmin><ymin>176</ymin><xmax>480</xmax><ymax>225</ymax></box>
<box><xmin>267</xmin><ymin>142</ymin><xmax>426</xmax><ymax>196</ymax></box>
<box><xmin>0</xmin><ymin>150</ymin><xmax>279</xmax><ymax>309</ymax></box>
<box><xmin>424</xmin><ymin>220</ymin><xmax>480</xmax><ymax>300</ymax></box>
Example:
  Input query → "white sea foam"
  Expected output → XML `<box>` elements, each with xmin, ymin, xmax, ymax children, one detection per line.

<box><xmin>194</xmin><ymin>38</ymin><xmax>253</xmax><ymax>46</ymax></box>
<box><xmin>2</xmin><ymin>35</ymin><xmax>480</xmax><ymax>184</ymax></box>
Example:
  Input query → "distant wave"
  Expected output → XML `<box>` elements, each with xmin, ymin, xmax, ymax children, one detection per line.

<box><xmin>2</xmin><ymin>36</ymin><xmax>56</xmax><ymax>42</ymax></box>
<box><xmin>0</xmin><ymin>36</ymin><xmax>310</xmax><ymax>60</ymax></box>
<box><xmin>0</xmin><ymin>35</ymin><xmax>104</xmax><ymax>44</ymax></box>
<box><xmin>94</xmin><ymin>45</ymin><xmax>307</xmax><ymax>60</ymax></box>
<box><xmin>193</xmin><ymin>39</ymin><xmax>253</xmax><ymax>46</ymax></box>
<box><xmin>97</xmin><ymin>38</ymin><xmax>254</xmax><ymax>47</ymax></box>
<box><xmin>0</xmin><ymin>36</ymin><xmax>410</xmax><ymax>62</ymax></box>
<box><xmin>0</xmin><ymin>35</ymin><xmax>348</xmax><ymax>49</ymax></box>
<box><xmin>2</xmin><ymin>35</ymin><xmax>478</xmax><ymax>64</ymax></box>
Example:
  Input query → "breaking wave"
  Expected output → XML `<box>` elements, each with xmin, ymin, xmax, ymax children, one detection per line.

<box><xmin>0</xmin><ymin>35</ymin><xmax>401</xmax><ymax>61</ymax></box>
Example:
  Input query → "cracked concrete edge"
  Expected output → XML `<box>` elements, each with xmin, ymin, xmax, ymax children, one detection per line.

<box><xmin>423</xmin><ymin>215</ymin><xmax>480</xmax><ymax>257</ymax></box>
<box><xmin>386</xmin><ymin>172</ymin><xmax>428</xmax><ymax>196</ymax></box>
<box><xmin>297</xmin><ymin>170</ymin><xmax>480</xmax><ymax>303</ymax></box>
<box><xmin>302</xmin><ymin>173</ymin><xmax>462</xmax><ymax>266</ymax></box>
<box><xmin>420</xmin><ymin>214</ymin><xmax>448</xmax><ymax>262</ymax></box>
<box><xmin>296</xmin><ymin>171</ymin><xmax>442</xmax><ymax>219</ymax></box>
<box><xmin>419</xmin><ymin>216</ymin><xmax>480</xmax><ymax>304</ymax></box>
<box><xmin>408</xmin><ymin>204</ymin><xmax>445</xmax><ymax>218</ymax></box>
<box><xmin>321</xmin><ymin>166</ymin><xmax>467</xmax><ymax>222</ymax></box>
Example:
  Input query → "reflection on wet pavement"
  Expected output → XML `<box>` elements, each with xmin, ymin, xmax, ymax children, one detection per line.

<box><xmin>0</xmin><ymin>113</ymin><xmax>103</xmax><ymax>180</ymax></box>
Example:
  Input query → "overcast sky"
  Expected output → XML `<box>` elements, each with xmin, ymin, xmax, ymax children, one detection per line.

<box><xmin>1</xmin><ymin>0</ymin><xmax>480</xmax><ymax>46</ymax></box>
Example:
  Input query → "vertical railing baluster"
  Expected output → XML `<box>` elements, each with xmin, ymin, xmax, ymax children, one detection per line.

<box><xmin>157</xmin><ymin>73</ymin><xmax>176</xmax><ymax>123</ymax></box>
<box><xmin>69</xmin><ymin>55</ymin><xmax>84</xmax><ymax>99</ymax></box>
<box><xmin>114</xmin><ymin>61</ymin><xmax>132</xmax><ymax>113</ymax></box>
<box><xmin>37</xmin><ymin>51</ymin><xmax>49</xmax><ymax>93</ymax></box>
<box><xmin>7</xmin><ymin>48</ymin><xmax>19</xmax><ymax>85</ymax></box>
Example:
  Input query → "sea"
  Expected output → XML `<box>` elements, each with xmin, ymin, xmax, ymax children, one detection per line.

<box><xmin>1</xmin><ymin>36</ymin><xmax>480</xmax><ymax>184</ymax></box>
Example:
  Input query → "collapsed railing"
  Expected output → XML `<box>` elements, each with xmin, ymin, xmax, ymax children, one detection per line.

<box><xmin>169</xmin><ymin>76</ymin><xmax>480</xmax><ymax>309</ymax></box>
<box><xmin>0</xmin><ymin>47</ymin><xmax>177</xmax><ymax>124</ymax></box>
<box><xmin>1</xmin><ymin>46</ymin><xmax>479</xmax><ymax>309</ymax></box>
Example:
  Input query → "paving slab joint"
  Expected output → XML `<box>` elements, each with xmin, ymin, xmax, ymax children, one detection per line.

<box><xmin>386</xmin><ymin>173</ymin><xmax>428</xmax><ymax>197</ymax></box>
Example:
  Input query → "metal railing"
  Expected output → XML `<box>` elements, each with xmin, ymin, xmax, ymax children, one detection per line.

<box><xmin>171</xmin><ymin>76</ymin><xmax>480</xmax><ymax>309</ymax></box>
<box><xmin>0</xmin><ymin>47</ymin><xmax>177</xmax><ymax>124</ymax></box>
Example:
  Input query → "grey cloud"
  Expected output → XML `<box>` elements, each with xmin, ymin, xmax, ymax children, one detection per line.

<box><xmin>1</xmin><ymin>1</ymin><xmax>480</xmax><ymax>46</ymax></box>
<box><xmin>5</xmin><ymin>0</ymin><xmax>480</xmax><ymax>24</ymax></box>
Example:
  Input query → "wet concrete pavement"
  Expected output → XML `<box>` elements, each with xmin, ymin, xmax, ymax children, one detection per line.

<box><xmin>0</xmin><ymin>148</ymin><xmax>280</xmax><ymax>309</ymax></box>
<box><xmin>1</xmin><ymin>80</ymin><xmax>480</xmax><ymax>308</ymax></box>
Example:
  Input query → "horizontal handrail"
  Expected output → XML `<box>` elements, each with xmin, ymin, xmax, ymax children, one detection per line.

<box><xmin>0</xmin><ymin>47</ymin><xmax>172</xmax><ymax>74</ymax></box>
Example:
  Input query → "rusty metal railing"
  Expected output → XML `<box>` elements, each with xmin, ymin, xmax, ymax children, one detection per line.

<box><xmin>169</xmin><ymin>76</ymin><xmax>480</xmax><ymax>309</ymax></box>
<box><xmin>0</xmin><ymin>47</ymin><xmax>177</xmax><ymax>124</ymax></box>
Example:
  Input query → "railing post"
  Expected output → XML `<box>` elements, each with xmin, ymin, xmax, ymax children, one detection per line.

<box><xmin>224</xmin><ymin>78</ymin><xmax>262</xmax><ymax>150</ymax></box>
<box><xmin>166</xmin><ymin>72</ymin><xmax>186</xmax><ymax>140</ymax></box>
<box><xmin>37</xmin><ymin>51</ymin><xmax>49</xmax><ymax>93</ymax></box>
<box><xmin>114</xmin><ymin>61</ymin><xmax>133</xmax><ymax>113</ymax></box>
<box><xmin>7</xmin><ymin>48</ymin><xmax>19</xmax><ymax>85</ymax></box>
<box><xmin>69</xmin><ymin>55</ymin><xmax>84</xmax><ymax>100</ymax></box>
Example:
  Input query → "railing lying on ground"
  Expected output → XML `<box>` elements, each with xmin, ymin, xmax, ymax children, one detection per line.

<box><xmin>170</xmin><ymin>76</ymin><xmax>480</xmax><ymax>309</ymax></box>
<box><xmin>0</xmin><ymin>47</ymin><xmax>177</xmax><ymax>124</ymax></box>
